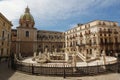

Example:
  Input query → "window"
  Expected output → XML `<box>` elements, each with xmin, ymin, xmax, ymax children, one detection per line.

<box><xmin>105</xmin><ymin>39</ymin><xmax>107</xmax><ymax>43</ymax></box>
<box><xmin>109</xmin><ymin>38</ymin><xmax>111</xmax><ymax>43</ymax></box>
<box><xmin>104</xmin><ymin>34</ymin><xmax>106</xmax><ymax>36</ymax></box>
<box><xmin>93</xmin><ymin>38</ymin><xmax>96</xmax><ymax>44</ymax></box>
<box><xmin>103</xmin><ymin>22</ymin><xmax>106</xmax><ymax>25</ymax></box>
<box><xmin>52</xmin><ymin>46</ymin><xmax>54</xmax><ymax>48</ymax></box>
<box><xmin>115</xmin><ymin>38</ymin><xmax>118</xmax><ymax>43</ymax></box>
<box><xmin>45</xmin><ymin>46</ymin><xmax>48</xmax><ymax>48</ymax></box>
<box><xmin>39</xmin><ymin>45</ymin><xmax>41</xmax><ymax>48</ymax></box>
<box><xmin>88</xmin><ymin>24</ymin><xmax>90</xmax><ymax>28</ymax></box>
<box><xmin>100</xmin><ymin>38</ymin><xmax>103</xmax><ymax>44</ymax></box>
<box><xmin>3</xmin><ymin>22</ymin><xmax>5</xmax><ymax>26</ymax></box>
<box><xmin>26</xmin><ymin>31</ymin><xmax>29</xmax><ymax>37</ymax></box>
<box><xmin>2</xmin><ymin>42</ymin><xmax>4</xmax><ymax>45</ymax></box>
<box><xmin>99</xmin><ymin>28</ymin><xmax>102</xmax><ymax>32</ymax></box>
<box><xmin>59</xmin><ymin>45</ymin><xmax>62</xmax><ymax>48</ymax></box>
<box><xmin>98</xmin><ymin>22</ymin><xmax>101</xmax><ymax>25</ymax></box>
<box><xmin>113</xmin><ymin>23</ymin><xmax>117</xmax><ymax>26</ymax></box>
<box><xmin>7</xmin><ymin>49</ymin><xmax>9</xmax><ymax>55</ymax></box>
<box><xmin>1</xmin><ymin>48</ymin><xmax>3</xmax><ymax>56</ymax></box>
<box><xmin>26</xmin><ymin>23</ymin><xmax>29</xmax><ymax>27</ymax></box>
<box><xmin>80</xmin><ymin>40</ymin><xmax>82</xmax><ymax>44</ymax></box>
<box><xmin>2</xmin><ymin>31</ymin><xmax>4</xmax><ymax>38</ymax></box>
<box><xmin>88</xmin><ymin>30</ymin><xmax>90</xmax><ymax>34</ymax></box>
<box><xmin>8</xmin><ymin>34</ymin><xmax>9</xmax><ymax>41</ymax></box>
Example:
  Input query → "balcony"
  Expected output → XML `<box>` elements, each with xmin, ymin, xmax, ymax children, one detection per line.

<box><xmin>99</xmin><ymin>30</ymin><xmax>112</xmax><ymax>34</ymax></box>
<box><xmin>99</xmin><ymin>42</ymin><xmax>119</xmax><ymax>45</ymax></box>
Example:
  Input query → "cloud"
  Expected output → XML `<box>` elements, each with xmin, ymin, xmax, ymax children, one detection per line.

<box><xmin>0</xmin><ymin>0</ymin><xmax>120</xmax><ymax>31</ymax></box>
<box><xmin>0</xmin><ymin>0</ymin><xmax>26</xmax><ymax>20</ymax></box>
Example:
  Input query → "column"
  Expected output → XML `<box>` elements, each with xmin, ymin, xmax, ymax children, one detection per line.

<box><xmin>72</xmin><ymin>53</ymin><xmax>76</xmax><ymax>72</ymax></box>
<box><xmin>65</xmin><ymin>52</ymin><xmax>69</xmax><ymax>62</ymax></box>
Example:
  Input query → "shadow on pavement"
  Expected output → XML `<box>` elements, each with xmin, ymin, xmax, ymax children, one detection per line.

<box><xmin>0</xmin><ymin>61</ymin><xmax>15</xmax><ymax>80</ymax></box>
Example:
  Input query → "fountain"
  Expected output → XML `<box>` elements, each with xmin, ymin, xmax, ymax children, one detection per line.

<box><xmin>16</xmin><ymin>48</ymin><xmax>117</xmax><ymax>68</ymax></box>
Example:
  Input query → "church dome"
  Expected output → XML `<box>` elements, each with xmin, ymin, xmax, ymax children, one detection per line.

<box><xmin>19</xmin><ymin>6</ymin><xmax>35</xmax><ymax>27</ymax></box>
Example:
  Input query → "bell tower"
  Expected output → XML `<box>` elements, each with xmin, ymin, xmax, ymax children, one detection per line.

<box><xmin>16</xmin><ymin>6</ymin><xmax>37</xmax><ymax>56</ymax></box>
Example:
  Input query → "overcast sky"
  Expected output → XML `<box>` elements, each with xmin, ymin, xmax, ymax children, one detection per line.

<box><xmin>0</xmin><ymin>0</ymin><xmax>120</xmax><ymax>31</ymax></box>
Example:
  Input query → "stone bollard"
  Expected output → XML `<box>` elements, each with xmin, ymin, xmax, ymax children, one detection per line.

<box><xmin>72</xmin><ymin>53</ymin><xmax>76</xmax><ymax>72</ymax></box>
<box><xmin>32</xmin><ymin>52</ymin><xmax>37</xmax><ymax>61</ymax></box>
<box><xmin>101</xmin><ymin>50</ymin><xmax>106</xmax><ymax>69</ymax></box>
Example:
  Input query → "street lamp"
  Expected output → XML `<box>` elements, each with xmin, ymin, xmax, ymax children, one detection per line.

<box><xmin>115</xmin><ymin>52</ymin><xmax>118</xmax><ymax>73</ymax></box>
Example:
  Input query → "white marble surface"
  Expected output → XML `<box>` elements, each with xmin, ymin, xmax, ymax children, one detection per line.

<box><xmin>21</xmin><ymin>56</ymin><xmax>117</xmax><ymax>67</ymax></box>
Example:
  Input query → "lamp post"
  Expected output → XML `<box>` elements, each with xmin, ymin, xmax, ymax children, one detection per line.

<box><xmin>63</xmin><ymin>63</ymin><xmax>66</xmax><ymax>78</ymax></box>
<box><xmin>115</xmin><ymin>52</ymin><xmax>118</xmax><ymax>73</ymax></box>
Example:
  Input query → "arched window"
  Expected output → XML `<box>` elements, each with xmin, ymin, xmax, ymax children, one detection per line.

<box><xmin>26</xmin><ymin>31</ymin><xmax>29</xmax><ymax>37</ymax></box>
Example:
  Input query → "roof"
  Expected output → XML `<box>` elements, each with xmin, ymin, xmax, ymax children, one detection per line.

<box><xmin>0</xmin><ymin>12</ymin><xmax>13</xmax><ymax>26</ymax></box>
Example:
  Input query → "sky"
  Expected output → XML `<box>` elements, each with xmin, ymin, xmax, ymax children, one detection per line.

<box><xmin>0</xmin><ymin>0</ymin><xmax>120</xmax><ymax>32</ymax></box>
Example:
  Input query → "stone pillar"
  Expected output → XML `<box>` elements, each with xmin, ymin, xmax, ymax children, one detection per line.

<box><xmin>18</xmin><ymin>53</ymin><xmax>22</xmax><ymax>59</ymax></box>
<box><xmin>32</xmin><ymin>52</ymin><xmax>37</xmax><ymax>61</ymax></box>
<box><xmin>16</xmin><ymin>42</ymin><xmax>19</xmax><ymax>54</ymax></box>
<box><xmin>55</xmin><ymin>48</ymin><xmax>57</xmax><ymax>53</ymax></box>
<box><xmin>72</xmin><ymin>53</ymin><xmax>76</xmax><ymax>72</ymax></box>
<box><xmin>84</xmin><ymin>50</ymin><xmax>87</xmax><ymax>60</ymax></box>
<box><xmin>76</xmin><ymin>46</ymin><xmax>79</xmax><ymax>52</ymax></box>
<box><xmin>47</xmin><ymin>52</ymin><xmax>50</xmax><ymax>60</ymax></box>
<box><xmin>14</xmin><ymin>53</ymin><xmax>19</xmax><ymax>61</ymax></box>
<box><xmin>65</xmin><ymin>52</ymin><xmax>69</xmax><ymax>62</ymax></box>
<box><xmin>95</xmin><ymin>50</ymin><xmax>99</xmax><ymax>58</ymax></box>
<box><xmin>45</xmin><ymin>48</ymin><xmax>47</xmax><ymax>53</ymax></box>
<box><xmin>101</xmin><ymin>50</ymin><xmax>106</xmax><ymax>69</ymax></box>
<box><xmin>38</xmin><ymin>52</ymin><xmax>41</xmax><ymax>58</ymax></box>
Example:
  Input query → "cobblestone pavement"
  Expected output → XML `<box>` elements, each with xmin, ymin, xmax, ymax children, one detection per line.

<box><xmin>0</xmin><ymin>61</ymin><xmax>120</xmax><ymax>80</ymax></box>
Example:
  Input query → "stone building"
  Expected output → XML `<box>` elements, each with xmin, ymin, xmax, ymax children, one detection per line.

<box><xmin>11</xmin><ymin>7</ymin><xmax>64</xmax><ymax>56</ymax></box>
<box><xmin>11</xmin><ymin>7</ymin><xmax>120</xmax><ymax>57</ymax></box>
<box><xmin>37</xmin><ymin>30</ymin><xmax>64</xmax><ymax>53</ymax></box>
<box><xmin>0</xmin><ymin>13</ymin><xmax>12</xmax><ymax>58</ymax></box>
<box><xmin>65</xmin><ymin>20</ymin><xmax>120</xmax><ymax>57</ymax></box>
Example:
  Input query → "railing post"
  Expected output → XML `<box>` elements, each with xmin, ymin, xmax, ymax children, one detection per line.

<box><xmin>115</xmin><ymin>53</ymin><xmax>118</xmax><ymax>73</ymax></box>
<box><xmin>32</xmin><ymin>64</ymin><xmax>34</xmax><ymax>75</ymax></box>
<box><xmin>117</xmin><ymin>56</ymin><xmax>119</xmax><ymax>73</ymax></box>
<box><xmin>63</xmin><ymin>63</ymin><xmax>66</xmax><ymax>78</ymax></box>
<box><xmin>97</xmin><ymin>62</ymin><xmax>99</xmax><ymax>74</ymax></box>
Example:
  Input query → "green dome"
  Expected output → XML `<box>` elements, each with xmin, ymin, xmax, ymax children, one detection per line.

<box><xmin>20</xmin><ymin>13</ymin><xmax>34</xmax><ymax>22</ymax></box>
<box><xmin>19</xmin><ymin>7</ymin><xmax>35</xmax><ymax>26</ymax></box>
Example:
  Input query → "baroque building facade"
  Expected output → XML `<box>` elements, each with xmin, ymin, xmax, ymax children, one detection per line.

<box><xmin>37</xmin><ymin>30</ymin><xmax>64</xmax><ymax>53</ymax></box>
<box><xmin>11</xmin><ymin>7</ymin><xmax>65</xmax><ymax>56</ymax></box>
<box><xmin>65</xmin><ymin>20</ymin><xmax>120</xmax><ymax>57</ymax></box>
<box><xmin>11</xmin><ymin>7</ymin><xmax>120</xmax><ymax>57</ymax></box>
<box><xmin>0</xmin><ymin>13</ymin><xmax>12</xmax><ymax>58</ymax></box>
